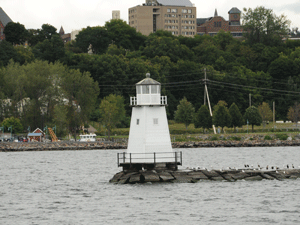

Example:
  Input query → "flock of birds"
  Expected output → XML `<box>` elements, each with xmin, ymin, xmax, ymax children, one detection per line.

<box><xmin>185</xmin><ymin>164</ymin><xmax>300</xmax><ymax>172</ymax></box>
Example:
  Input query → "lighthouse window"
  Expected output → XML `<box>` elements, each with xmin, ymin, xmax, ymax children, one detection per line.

<box><xmin>152</xmin><ymin>85</ymin><xmax>158</xmax><ymax>94</ymax></box>
<box><xmin>142</xmin><ymin>85</ymin><xmax>150</xmax><ymax>94</ymax></box>
<box><xmin>137</xmin><ymin>86</ymin><xmax>141</xmax><ymax>94</ymax></box>
<box><xmin>137</xmin><ymin>119</ymin><xmax>139</xmax><ymax>125</ymax></box>
<box><xmin>153</xmin><ymin>118</ymin><xmax>158</xmax><ymax>125</ymax></box>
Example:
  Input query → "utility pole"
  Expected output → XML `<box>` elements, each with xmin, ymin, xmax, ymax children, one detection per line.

<box><xmin>273</xmin><ymin>101</ymin><xmax>276</xmax><ymax>129</ymax></box>
<box><xmin>203</xmin><ymin>68</ymin><xmax>216</xmax><ymax>134</ymax></box>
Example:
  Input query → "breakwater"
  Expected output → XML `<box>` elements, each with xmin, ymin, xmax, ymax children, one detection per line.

<box><xmin>2</xmin><ymin>139</ymin><xmax>300</xmax><ymax>152</ymax></box>
<box><xmin>110</xmin><ymin>168</ymin><xmax>300</xmax><ymax>184</ymax></box>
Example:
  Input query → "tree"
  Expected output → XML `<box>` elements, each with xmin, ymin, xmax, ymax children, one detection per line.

<box><xmin>99</xmin><ymin>94</ymin><xmax>125</xmax><ymax>139</ymax></box>
<box><xmin>0</xmin><ymin>40</ymin><xmax>18</xmax><ymax>67</ymax></box>
<box><xmin>244</xmin><ymin>106</ymin><xmax>262</xmax><ymax>132</ymax></box>
<box><xmin>4</xmin><ymin>22</ymin><xmax>28</xmax><ymax>45</ymax></box>
<box><xmin>75</xmin><ymin>26</ymin><xmax>110</xmax><ymax>54</ymax></box>
<box><xmin>1</xmin><ymin>116</ymin><xmax>23</xmax><ymax>133</ymax></box>
<box><xmin>287</xmin><ymin>102</ymin><xmax>300</xmax><ymax>127</ymax></box>
<box><xmin>174</xmin><ymin>97</ymin><xmax>195</xmax><ymax>130</ymax></box>
<box><xmin>258</xmin><ymin>102</ymin><xmax>272</xmax><ymax>127</ymax></box>
<box><xmin>194</xmin><ymin>105</ymin><xmax>212</xmax><ymax>133</ymax></box>
<box><xmin>33</xmin><ymin>35</ymin><xmax>65</xmax><ymax>62</ymax></box>
<box><xmin>105</xmin><ymin>19</ymin><xmax>146</xmax><ymax>51</ymax></box>
<box><xmin>229</xmin><ymin>103</ymin><xmax>244</xmax><ymax>132</ymax></box>
<box><xmin>61</xmin><ymin>69</ymin><xmax>99</xmax><ymax>140</ymax></box>
<box><xmin>242</xmin><ymin>6</ymin><xmax>291</xmax><ymax>46</ymax></box>
<box><xmin>212</xmin><ymin>101</ymin><xmax>231</xmax><ymax>133</ymax></box>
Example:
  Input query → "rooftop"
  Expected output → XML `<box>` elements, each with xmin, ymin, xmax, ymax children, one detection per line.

<box><xmin>0</xmin><ymin>7</ymin><xmax>13</xmax><ymax>26</ymax></box>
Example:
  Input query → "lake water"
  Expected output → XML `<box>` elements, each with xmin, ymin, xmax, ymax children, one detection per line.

<box><xmin>1</xmin><ymin>147</ymin><xmax>300</xmax><ymax>224</ymax></box>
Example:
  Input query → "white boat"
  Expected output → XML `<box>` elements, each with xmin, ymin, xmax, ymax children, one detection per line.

<box><xmin>79</xmin><ymin>133</ymin><xmax>96</xmax><ymax>142</ymax></box>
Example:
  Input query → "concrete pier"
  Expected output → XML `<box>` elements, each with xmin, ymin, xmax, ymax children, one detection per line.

<box><xmin>109</xmin><ymin>168</ymin><xmax>300</xmax><ymax>184</ymax></box>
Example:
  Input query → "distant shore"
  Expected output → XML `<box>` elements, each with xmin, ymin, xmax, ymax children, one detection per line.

<box><xmin>1</xmin><ymin>140</ymin><xmax>300</xmax><ymax>152</ymax></box>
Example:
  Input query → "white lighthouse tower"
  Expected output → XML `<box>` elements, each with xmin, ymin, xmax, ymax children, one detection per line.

<box><xmin>118</xmin><ymin>73</ymin><xmax>181</xmax><ymax>171</ymax></box>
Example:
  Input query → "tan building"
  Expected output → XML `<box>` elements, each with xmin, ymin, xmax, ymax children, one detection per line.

<box><xmin>197</xmin><ymin>8</ymin><xmax>243</xmax><ymax>37</ymax></box>
<box><xmin>128</xmin><ymin>0</ymin><xmax>196</xmax><ymax>37</ymax></box>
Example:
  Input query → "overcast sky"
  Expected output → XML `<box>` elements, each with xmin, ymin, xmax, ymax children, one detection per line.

<box><xmin>1</xmin><ymin>0</ymin><xmax>300</xmax><ymax>33</ymax></box>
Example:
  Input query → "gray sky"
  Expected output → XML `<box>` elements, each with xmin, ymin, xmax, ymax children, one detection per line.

<box><xmin>1</xmin><ymin>0</ymin><xmax>300</xmax><ymax>33</ymax></box>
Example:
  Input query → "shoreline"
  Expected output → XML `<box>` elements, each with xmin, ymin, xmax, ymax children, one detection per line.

<box><xmin>1</xmin><ymin>140</ymin><xmax>300</xmax><ymax>152</ymax></box>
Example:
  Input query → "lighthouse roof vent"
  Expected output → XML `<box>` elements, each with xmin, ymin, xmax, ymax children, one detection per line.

<box><xmin>136</xmin><ymin>73</ymin><xmax>160</xmax><ymax>85</ymax></box>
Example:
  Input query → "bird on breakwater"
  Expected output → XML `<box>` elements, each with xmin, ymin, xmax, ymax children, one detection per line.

<box><xmin>287</xmin><ymin>164</ymin><xmax>289</xmax><ymax>169</ymax></box>
<box><xmin>292</xmin><ymin>164</ymin><xmax>295</xmax><ymax>168</ymax></box>
<box><xmin>271</xmin><ymin>166</ymin><xmax>274</xmax><ymax>170</ymax></box>
<box><xmin>266</xmin><ymin>165</ymin><xmax>269</xmax><ymax>170</ymax></box>
<box><xmin>276</xmin><ymin>170</ymin><xmax>279</xmax><ymax>173</ymax></box>
<box><xmin>242</xmin><ymin>170</ymin><xmax>245</xmax><ymax>172</ymax></box>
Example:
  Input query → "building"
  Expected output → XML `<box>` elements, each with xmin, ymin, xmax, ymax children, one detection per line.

<box><xmin>0</xmin><ymin>7</ymin><xmax>13</xmax><ymax>41</ymax></box>
<box><xmin>128</xmin><ymin>0</ymin><xmax>197</xmax><ymax>37</ymax></box>
<box><xmin>59</xmin><ymin>26</ymin><xmax>71</xmax><ymax>44</ymax></box>
<box><xmin>197</xmin><ymin>8</ymin><xmax>243</xmax><ymax>37</ymax></box>
<box><xmin>112</xmin><ymin>10</ymin><xmax>120</xmax><ymax>19</ymax></box>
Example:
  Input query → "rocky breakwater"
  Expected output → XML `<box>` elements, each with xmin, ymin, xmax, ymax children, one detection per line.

<box><xmin>110</xmin><ymin>168</ymin><xmax>300</xmax><ymax>184</ymax></box>
<box><xmin>172</xmin><ymin>139</ymin><xmax>300</xmax><ymax>148</ymax></box>
<box><xmin>0</xmin><ymin>141</ymin><xmax>127</xmax><ymax>152</ymax></box>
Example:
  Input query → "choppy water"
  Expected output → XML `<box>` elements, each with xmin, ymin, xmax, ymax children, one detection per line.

<box><xmin>1</xmin><ymin>147</ymin><xmax>300</xmax><ymax>224</ymax></box>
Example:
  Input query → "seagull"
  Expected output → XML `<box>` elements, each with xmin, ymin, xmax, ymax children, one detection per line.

<box><xmin>266</xmin><ymin>165</ymin><xmax>269</xmax><ymax>170</ymax></box>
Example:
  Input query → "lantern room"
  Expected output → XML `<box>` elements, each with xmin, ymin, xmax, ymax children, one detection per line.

<box><xmin>130</xmin><ymin>73</ymin><xmax>167</xmax><ymax>106</ymax></box>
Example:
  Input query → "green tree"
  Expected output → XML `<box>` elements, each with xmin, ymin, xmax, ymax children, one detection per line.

<box><xmin>0</xmin><ymin>40</ymin><xmax>18</xmax><ymax>67</ymax></box>
<box><xmin>61</xmin><ymin>69</ymin><xmax>99</xmax><ymax>140</ymax></box>
<box><xmin>287</xmin><ymin>102</ymin><xmax>300</xmax><ymax>127</ymax></box>
<box><xmin>242</xmin><ymin>6</ymin><xmax>291</xmax><ymax>45</ymax></box>
<box><xmin>194</xmin><ymin>105</ymin><xmax>212</xmax><ymax>133</ymax></box>
<box><xmin>212</xmin><ymin>101</ymin><xmax>231</xmax><ymax>133</ymax></box>
<box><xmin>4</xmin><ymin>22</ymin><xmax>28</xmax><ymax>45</ymax></box>
<box><xmin>99</xmin><ymin>94</ymin><xmax>125</xmax><ymax>139</ymax></box>
<box><xmin>105</xmin><ymin>19</ymin><xmax>146</xmax><ymax>51</ymax></box>
<box><xmin>229</xmin><ymin>103</ymin><xmax>244</xmax><ymax>132</ymax></box>
<box><xmin>75</xmin><ymin>26</ymin><xmax>110</xmax><ymax>54</ymax></box>
<box><xmin>174</xmin><ymin>97</ymin><xmax>195</xmax><ymax>130</ymax></box>
<box><xmin>1</xmin><ymin>116</ymin><xmax>23</xmax><ymax>133</ymax></box>
<box><xmin>244</xmin><ymin>106</ymin><xmax>262</xmax><ymax>132</ymax></box>
<box><xmin>33</xmin><ymin>35</ymin><xmax>65</xmax><ymax>62</ymax></box>
<box><xmin>258</xmin><ymin>102</ymin><xmax>273</xmax><ymax>127</ymax></box>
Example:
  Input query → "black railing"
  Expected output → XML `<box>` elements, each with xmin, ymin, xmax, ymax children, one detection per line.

<box><xmin>117</xmin><ymin>151</ymin><xmax>182</xmax><ymax>167</ymax></box>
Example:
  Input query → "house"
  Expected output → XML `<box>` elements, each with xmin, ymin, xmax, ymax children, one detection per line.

<box><xmin>28</xmin><ymin>128</ymin><xmax>45</xmax><ymax>142</ymax></box>
<box><xmin>0</xmin><ymin>7</ymin><xmax>13</xmax><ymax>41</ymax></box>
<box><xmin>197</xmin><ymin>8</ymin><xmax>244</xmax><ymax>37</ymax></box>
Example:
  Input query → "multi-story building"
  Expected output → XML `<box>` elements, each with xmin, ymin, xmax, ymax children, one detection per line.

<box><xmin>128</xmin><ymin>0</ymin><xmax>197</xmax><ymax>37</ymax></box>
<box><xmin>0</xmin><ymin>7</ymin><xmax>13</xmax><ymax>41</ymax></box>
<box><xmin>197</xmin><ymin>8</ymin><xmax>243</xmax><ymax>37</ymax></box>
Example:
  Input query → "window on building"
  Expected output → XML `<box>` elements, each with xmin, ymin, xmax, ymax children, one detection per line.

<box><xmin>182</xmin><ymin>9</ymin><xmax>187</xmax><ymax>13</ymax></box>
<box><xmin>137</xmin><ymin>86</ymin><xmax>141</xmax><ymax>94</ymax></box>
<box><xmin>167</xmin><ymin>8</ymin><xmax>171</xmax><ymax>13</ymax></box>
<box><xmin>214</xmin><ymin>22</ymin><xmax>222</xmax><ymax>27</ymax></box>
<box><xmin>152</xmin><ymin>85</ymin><xmax>158</xmax><ymax>94</ymax></box>
<box><xmin>153</xmin><ymin>118</ymin><xmax>158</xmax><ymax>125</ymax></box>
<box><xmin>142</xmin><ymin>85</ymin><xmax>150</xmax><ymax>94</ymax></box>
<box><xmin>188</xmin><ymin>9</ymin><xmax>192</xmax><ymax>13</ymax></box>
<box><xmin>171</xmin><ymin>9</ymin><xmax>177</xmax><ymax>13</ymax></box>
<box><xmin>137</xmin><ymin>119</ymin><xmax>139</xmax><ymax>125</ymax></box>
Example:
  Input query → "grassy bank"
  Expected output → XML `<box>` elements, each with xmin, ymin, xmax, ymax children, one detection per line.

<box><xmin>91</xmin><ymin>121</ymin><xmax>300</xmax><ymax>142</ymax></box>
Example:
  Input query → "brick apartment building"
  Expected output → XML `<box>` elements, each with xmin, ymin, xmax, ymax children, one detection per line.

<box><xmin>128</xmin><ymin>0</ymin><xmax>197</xmax><ymax>37</ymax></box>
<box><xmin>0</xmin><ymin>7</ymin><xmax>13</xmax><ymax>41</ymax></box>
<box><xmin>197</xmin><ymin>7</ymin><xmax>243</xmax><ymax>37</ymax></box>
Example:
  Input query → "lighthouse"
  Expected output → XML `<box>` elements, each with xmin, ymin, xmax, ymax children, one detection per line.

<box><xmin>118</xmin><ymin>73</ymin><xmax>181</xmax><ymax>171</ymax></box>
